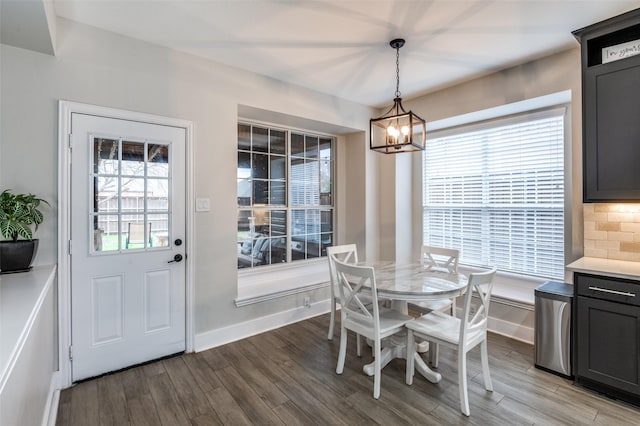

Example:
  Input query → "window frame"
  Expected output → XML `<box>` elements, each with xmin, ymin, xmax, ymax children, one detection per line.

<box><xmin>422</xmin><ymin>106</ymin><xmax>567</xmax><ymax>280</ymax></box>
<box><xmin>237</xmin><ymin>120</ymin><xmax>336</xmax><ymax>274</ymax></box>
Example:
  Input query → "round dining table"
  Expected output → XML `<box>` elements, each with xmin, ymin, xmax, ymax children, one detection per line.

<box><xmin>361</xmin><ymin>261</ymin><xmax>468</xmax><ymax>383</ymax></box>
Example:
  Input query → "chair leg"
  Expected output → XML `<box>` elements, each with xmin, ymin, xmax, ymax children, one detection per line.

<box><xmin>356</xmin><ymin>334</ymin><xmax>362</xmax><ymax>357</ymax></box>
<box><xmin>428</xmin><ymin>341</ymin><xmax>439</xmax><ymax>368</ymax></box>
<box><xmin>458</xmin><ymin>350</ymin><xmax>470</xmax><ymax>416</ymax></box>
<box><xmin>481</xmin><ymin>340</ymin><xmax>493</xmax><ymax>391</ymax></box>
<box><xmin>373</xmin><ymin>338</ymin><xmax>381</xmax><ymax>399</ymax></box>
<box><xmin>327</xmin><ymin>299</ymin><xmax>335</xmax><ymax>340</ymax></box>
<box><xmin>336</xmin><ymin>326</ymin><xmax>348</xmax><ymax>374</ymax></box>
<box><xmin>406</xmin><ymin>330</ymin><xmax>415</xmax><ymax>385</ymax></box>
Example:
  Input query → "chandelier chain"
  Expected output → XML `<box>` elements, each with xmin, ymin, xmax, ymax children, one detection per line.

<box><xmin>395</xmin><ymin>45</ymin><xmax>401</xmax><ymax>98</ymax></box>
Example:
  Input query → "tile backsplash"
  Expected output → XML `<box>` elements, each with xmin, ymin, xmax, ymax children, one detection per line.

<box><xmin>584</xmin><ymin>204</ymin><xmax>640</xmax><ymax>261</ymax></box>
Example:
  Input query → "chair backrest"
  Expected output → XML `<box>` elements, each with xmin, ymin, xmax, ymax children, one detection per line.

<box><xmin>327</xmin><ymin>244</ymin><xmax>358</xmax><ymax>301</ymax></box>
<box><xmin>421</xmin><ymin>245</ymin><xmax>459</xmax><ymax>273</ymax></box>
<box><xmin>333</xmin><ymin>258</ymin><xmax>380</xmax><ymax>333</ymax></box>
<box><xmin>459</xmin><ymin>267</ymin><xmax>497</xmax><ymax>343</ymax></box>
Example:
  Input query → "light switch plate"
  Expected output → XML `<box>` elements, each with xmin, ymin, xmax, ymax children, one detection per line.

<box><xmin>195</xmin><ymin>198</ymin><xmax>210</xmax><ymax>212</ymax></box>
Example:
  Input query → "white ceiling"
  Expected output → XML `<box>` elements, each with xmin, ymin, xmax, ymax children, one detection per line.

<box><xmin>51</xmin><ymin>0</ymin><xmax>640</xmax><ymax>107</ymax></box>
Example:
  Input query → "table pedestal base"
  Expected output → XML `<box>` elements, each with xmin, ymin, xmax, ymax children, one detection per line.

<box><xmin>362</xmin><ymin>337</ymin><xmax>442</xmax><ymax>383</ymax></box>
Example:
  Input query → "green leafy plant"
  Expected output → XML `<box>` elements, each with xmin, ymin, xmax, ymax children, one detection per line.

<box><xmin>0</xmin><ymin>190</ymin><xmax>49</xmax><ymax>241</ymax></box>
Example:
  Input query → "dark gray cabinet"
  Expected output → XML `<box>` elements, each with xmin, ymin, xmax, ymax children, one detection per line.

<box><xmin>574</xmin><ymin>273</ymin><xmax>640</xmax><ymax>405</ymax></box>
<box><xmin>573</xmin><ymin>9</ymin><xmax>640</xmax><ymax>202</ymax></box>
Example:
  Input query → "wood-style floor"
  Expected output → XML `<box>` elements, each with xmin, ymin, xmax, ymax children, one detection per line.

<box><xmin>56</xmin><ymin>312</ymin><xmax>640</xmax><ymax>425</ymax></box>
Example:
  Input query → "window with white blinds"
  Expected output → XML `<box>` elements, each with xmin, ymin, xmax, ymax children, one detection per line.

<box><xmin>422</xmin><ymin>108</ymin><xmax>565</xmax><ymax>279</ymax></box>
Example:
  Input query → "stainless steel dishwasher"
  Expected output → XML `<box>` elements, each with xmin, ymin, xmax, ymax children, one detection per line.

<box><xmin>534</xmin><ymin>281</ymin><xmax>573</xmax><ymax>378</ymax></box>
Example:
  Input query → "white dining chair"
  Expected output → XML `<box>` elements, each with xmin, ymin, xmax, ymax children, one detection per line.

<box><xmin>334</xmin><ymin>258</ymin><xmax>413</xmax><ymax>399</ymax></box>
<box><xmin>405</xmin><ymin>267</ymin><xmax>497</xmax><ymax>416</ymax></box>
<box><xmin>409</xmin><ymin>245</ymin><xmax>460</xmax><ymax>366</ymax></box>
<box><xmin>326</xmin><ymin>244</ymin><xmax>358</xmax><ymax>341</ymax></box>
<box><xmin>413</xmin><ymin>245</ymin><xmax>460</xmax><ymax>313</ymax></box>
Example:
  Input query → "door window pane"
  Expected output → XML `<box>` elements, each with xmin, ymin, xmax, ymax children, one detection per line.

<box><xmin>95</xmin><ymin>214</ymin><xmax>119</xmax><ymax>252</ymax></box>
<box><xmin>149</xmin><ymin>214</ymin><xmax>169</xmax><ymax>247</ymax></box>
<box><xmin>121</xmin><ymin>141</ymin><xmax>145</xmax><ymax>176</ymax></box>
<box><xmin>91</xmin><ymin>138</ymin><xmax>172</xmax><ymax>254</ymax></box>
<box><xmin>147</xmin><ymin>179</ymin><xmax>169</xmax><ymax>211</ymax></box>
<box><xmin>148</xmin><ymin>144</ymin><xmax>169</xmax><ymax>177</ymax></box>
<box><xmin>94</xmin><ymin>138</ymin><xmax>119</xmax><ymax>174</ymax></box>
<box><xmin>123</xmin><ymin>216</ymin><xmax>146</xmax><ymax>250</ymax></box>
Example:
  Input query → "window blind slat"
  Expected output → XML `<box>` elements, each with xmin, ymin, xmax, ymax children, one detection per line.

<box><xmin>423</xmin><ymin>113</ymin><xmax>565</xmax><ymax>279</ymax></box>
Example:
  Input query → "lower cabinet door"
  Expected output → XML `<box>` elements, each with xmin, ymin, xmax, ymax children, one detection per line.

<box><xmin>576</xmin><ymin>296</ymin><xmax>640</xmax><ymax>396</ymax></box>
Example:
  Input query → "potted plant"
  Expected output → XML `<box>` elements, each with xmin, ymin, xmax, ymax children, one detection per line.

<box><xmin>0</xmin><ymin>189</ymin><xmax>49</xmax><ymax>274</ymax></box>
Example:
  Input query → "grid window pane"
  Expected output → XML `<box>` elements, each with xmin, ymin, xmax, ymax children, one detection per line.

<box><xmin>252</xmin><ymin>127</ymin><xmax>269</xmax><ymax>152</ymax></box>
<box><xmin>271</xmin><ymin>130</ymin><xmax>286</xmax><ymax>155</ymax></box>
<box><xmin>238</xmin><ymin>124</ymin><xmax>251</xmax><ymax>150</ymax></box>
<box><xmin>423</xmin><ymin>109</ymin><xmax>565</xmax><ymax>279</ymax></box>
<box><xmin>238</xmin><ymin>123</ymin><xmax>334</xmax><ymax>269</ymax></box>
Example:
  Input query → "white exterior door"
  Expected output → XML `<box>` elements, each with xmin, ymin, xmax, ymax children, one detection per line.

<box><xmin>70</xmin><ymin>113</ymin><xmax>186</xmax><ymax>381</ymax></box>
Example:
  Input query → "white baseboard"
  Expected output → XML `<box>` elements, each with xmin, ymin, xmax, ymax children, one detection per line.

<box><xmin>196</xmin><ymin>297</ymin><xmax>533</xmax><ymax>351</ymax></box>
<box><xmin>488</xmin><ymin>316</ymin><xmax>534</xmax><ymax>345</ymax></box>
<box><xmin>195</xmin><ymin>300</ymin><xmax>331</xmax><ymax>352</ymax></box>
<box><xmin>43</xmin><ymin>372</ymin><xmax>60</xmax><ymax>426</ymax></box>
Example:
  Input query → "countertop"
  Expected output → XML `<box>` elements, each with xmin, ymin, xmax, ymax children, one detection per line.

<box><xmin>566</xmin><ymin>257</ymin><xmax>640</xmax><ymax>281</ymax></box>
<box><xmin>0</xmin><ymin>264</ymin><xmax>57</xmax><ymax>388</ymax></box>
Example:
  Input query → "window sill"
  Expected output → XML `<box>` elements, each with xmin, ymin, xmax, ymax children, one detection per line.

<box><xmin>236</xmin><ymin>259</ymin><xmax>330</xmax><ymax>306</ymax></box>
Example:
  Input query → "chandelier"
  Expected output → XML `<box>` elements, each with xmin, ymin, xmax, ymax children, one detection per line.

<box><xmin>370</xmin><ymin>38</ymin><xmax>426</xmax><ymax>153</ymax></box>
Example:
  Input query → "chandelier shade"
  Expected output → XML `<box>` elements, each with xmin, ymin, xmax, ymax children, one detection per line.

<box><xmin>370</xmin><ymin>38</ymin><xmax>426</xmax><ymax>154</ymax></box>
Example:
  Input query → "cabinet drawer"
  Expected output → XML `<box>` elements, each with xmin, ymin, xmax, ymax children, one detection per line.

<box><xmin>575</xmin><ymin>273</ymin><xmax>640</xmax><ymax>306</ymax></box>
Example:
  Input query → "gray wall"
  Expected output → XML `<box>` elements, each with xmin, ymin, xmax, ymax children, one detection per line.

<box><xmin>1</xmin><ymin>16</ymin><xmax>585</xmax><ymax>344</ymax></box>
<box><xmin>0</xmin><ymin>18</ymin><xmax>375</xmax><ymax>335</ymax></box>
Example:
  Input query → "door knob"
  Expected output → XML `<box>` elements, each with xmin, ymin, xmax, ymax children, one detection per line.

<box><xmin>168</xmin><ymin>254</ymin><xmax>183</xmax><ymax>263</ymax></box>
<box><xmin>174</xmin><ymin>238</ymin><xmax>182</xmax><ymax>246</ymax></box>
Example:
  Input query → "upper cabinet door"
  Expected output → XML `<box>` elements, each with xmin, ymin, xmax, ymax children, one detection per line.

<box><xmin>573</xmin><ymin>9</ymin><xmax>640</xmax><ymax>202</ymax></box>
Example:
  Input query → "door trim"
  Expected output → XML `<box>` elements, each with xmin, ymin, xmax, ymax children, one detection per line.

<box><xmin>57</xmin><ymin>100</ymin><xmax>195</xmax><ymax>388</ymax></box>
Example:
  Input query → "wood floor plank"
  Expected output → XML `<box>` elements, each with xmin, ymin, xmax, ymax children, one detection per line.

<box><xmin>217</xmin><ymin>343</ymin><xmax>290</xmax><ymax>408</ymax></box>
<box><xmin>181</xmin><ymin>352</ymin><xmax>222</xmax><ymax>393</ymax></box>
<box><xmin>272</xmin><ymin>401</ymin><xmax>317</xmax><ymax>426</ymax></box>
<box><xmin>198</xmin><ymin>346</ymin><xmax>230</xmax><ymax>371</ymax></box>
<box><xmin>142</xmin><ymin>360</ymin><xmax>166</xmax><ymax>377</ymax></box>
<box><xmin>56</xmin><ymin>313</ymin><xmax>640</xmax><ymax>426</ymax></box>
<box><xmin>214</xmin><ymin>365</ymin><xmax>284</xmax><ymax>425</ymax></box>
<box><xmin>127</xmin><ymin>394</ymin><xmax>162</xmax><ymax>426</ymax></box>
<box><xmin>146</xmin><ymin>372</ymin><xmax>191</xmax><ymax>426</ymax></box>
<box><xmin>190</xmin><ymin>413</ymin><xmax>223</xmax><ymax>426</ymax></box>
<box><xmin>55</xmin><ymin>386</ymin><xmax>73</xmax><ymax>426</ymax></box>
<box><xmin>204</xmin><ymin>386</ymin><xmax>252</xmax><ymax>425</ymax></box>
<box><xmin>120</xmin><ymin>366</ymin><xmax>151</xmax><ymax>401</ymax></box>
<box><xmin>272</xmin><ymin>376</ymin><xmax>352</xmax><ymax>426</ymax></box>
<box><xmin>69</xmin><ymin>380</ymin><xmax>100</xmax><ymax>426</ymax></box>
<box><xmin>97</xmin><ymin>373</ymin><xmax>130</xmax><ymax>425</ymax></box>
<box><xmin>162</xmin><ymin>356</ymin><xmax>218</xmax><ymax>420</ymax></box>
